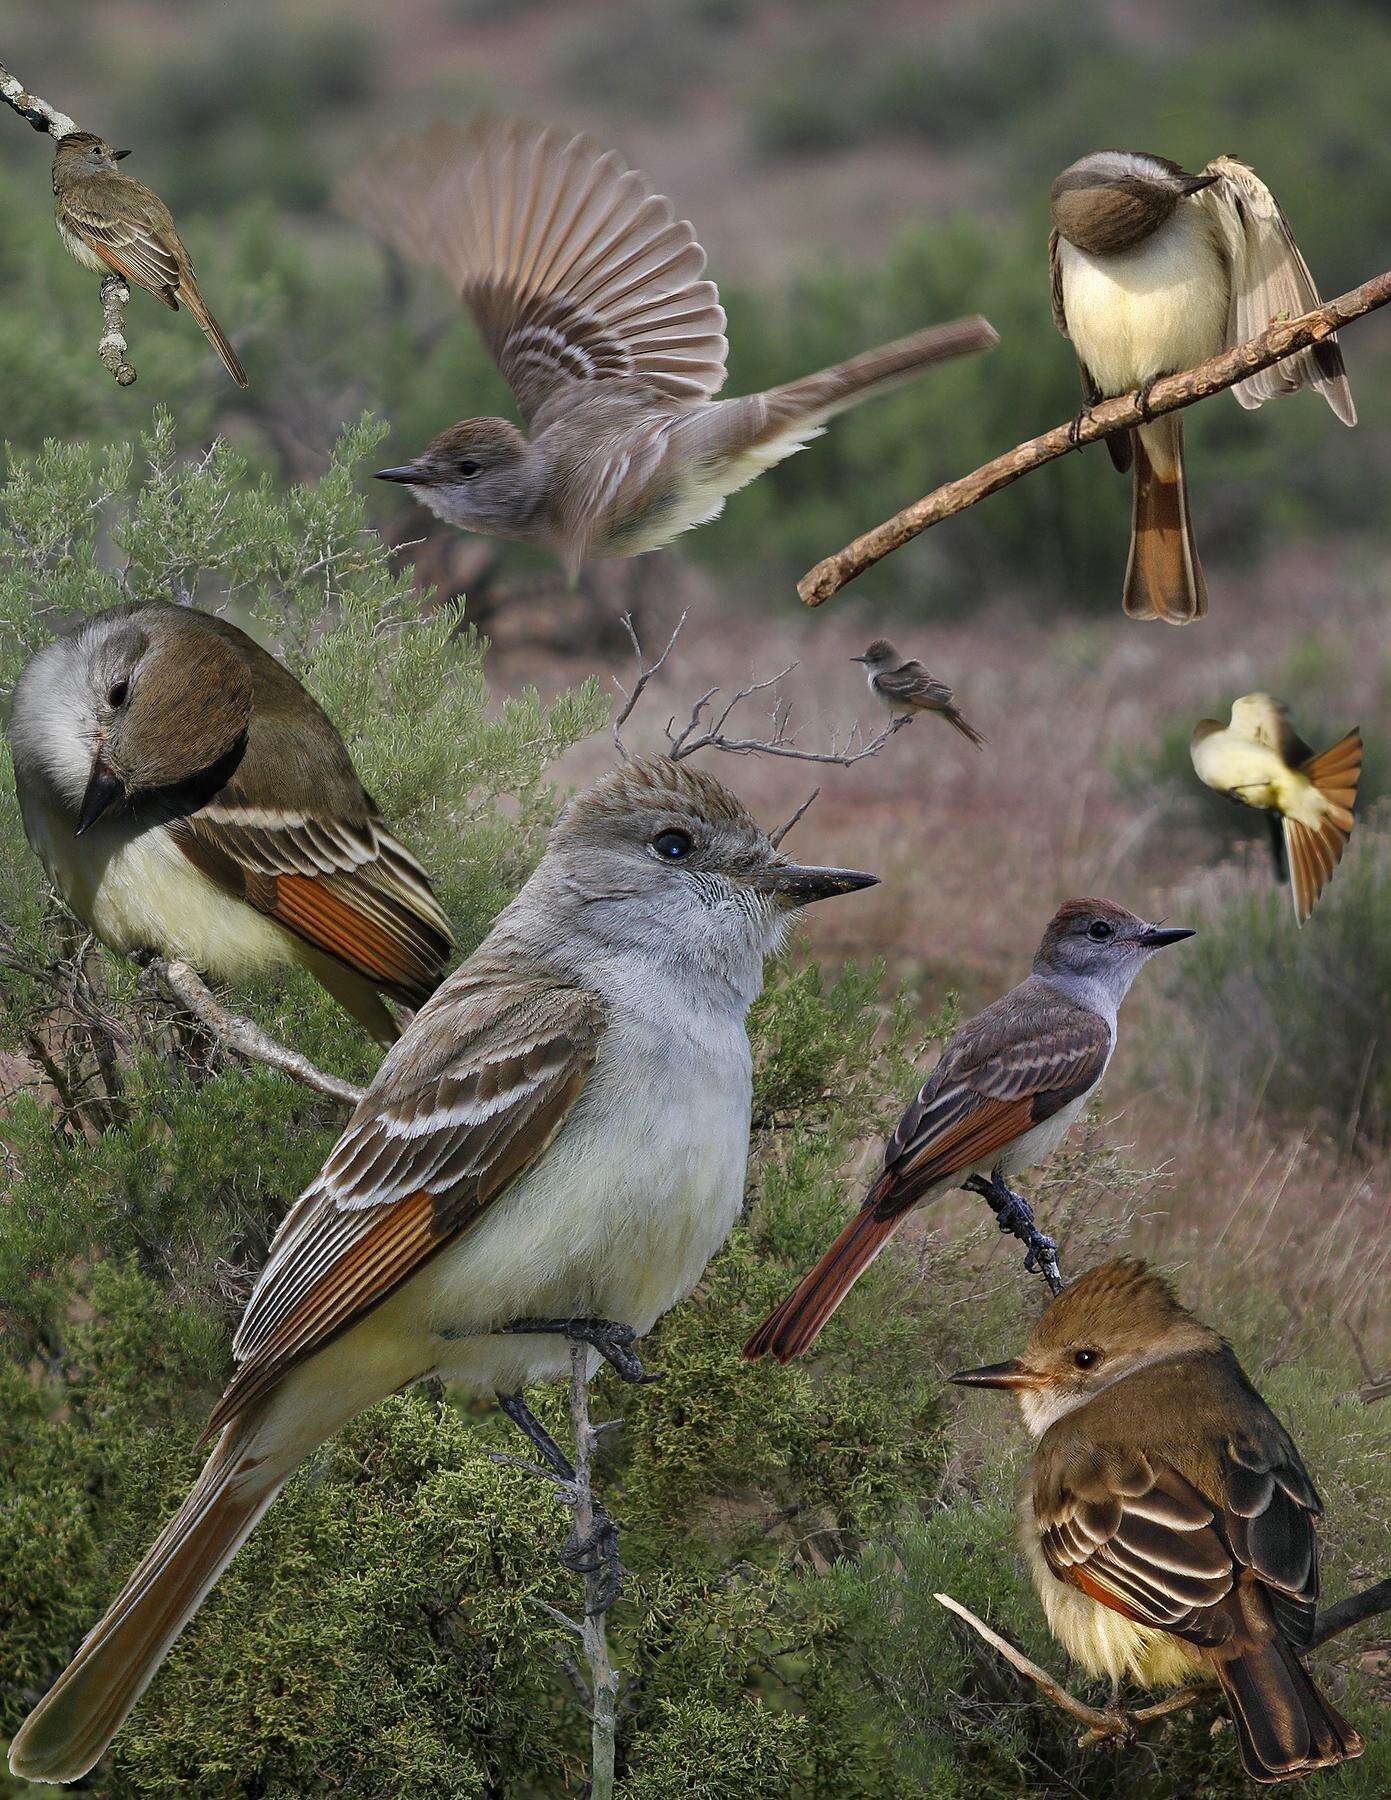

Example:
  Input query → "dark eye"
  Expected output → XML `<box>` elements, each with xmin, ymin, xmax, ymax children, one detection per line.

<box><xmin>457</xmin><ymin>460</ymin><xmax>481</xmax><ymax>479</ymax></box>
<box><xmin>107</xmin><ymin>679</ymin><xmax>129</xmax><ymax>708</ymax></box>
<box><xmin>1087</xmin><ymin>919</ymin><xmax>1114</xmax><ymax>942</ymax></box>
<box><xmin>652</xmin><ymin>828</ymin><xmax>693</xmax><ymax>861</ymax></box>
<box><xmin>1073</xmin><ymin>1348</ymin><xmax>1100</xmax><ymax>1369</ymax></box>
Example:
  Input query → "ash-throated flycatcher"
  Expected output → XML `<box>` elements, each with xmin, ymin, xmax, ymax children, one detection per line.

<box><xmin>8</xmin><ymin>755</ymin><xmax>876</xmax><ymax>1784</ymax></box>
<box><xmin>347</xmin><ymin>117</ymin><xmax>998</xmax><ymax>580</ymax></box>
<box><xmin>1191</xmin><ymin>694</ymin><xmax>1361</xmax><ymax>925</ymax></box>
<box><xmin>951</xmin><ymin>1259</ymin><xmax>1364</xmax><ymax>1785</ymax></box>
<box><xmin>7</xmin><ymin>604</ymin><xmax>453</xmax><ymax>1043</ymax></box>
<box><xmin>52</xmin><ymin>132</ymin><xmax>248</xmax><ymax>387</ymax></box>
<box><xmin>744</xmin><ymin>901</ymin><xmax>1192</xmax><ymax>1362</ymax></box>
<box><xmin>1050</xmin><ymin>151</ymin><xmax>1353</xmax><ymax>623</ymax></box>
<box><xmin>852</xmin><ymin>639</ymin><xmax>986</xmax><ymax>748</ymax></box>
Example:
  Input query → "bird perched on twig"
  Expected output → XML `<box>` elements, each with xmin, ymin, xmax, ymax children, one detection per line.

<box><xmin>951</xmin><ymin>1259</ymin><xmax>1364</xmax><ymax>1786</ymax></box>
<box><xmin>1190</xmin><ymin>694</ymin><xmax>1361</xmax><ymax>925</ymax></box>
<box><xmin>347</xmin><ymin>117</ymin><xmax>997</xmax><ymax>580</ymax></box>
<box><xmin>1049</xmin><ymin>151</ymin><xmax>1353</xmax><ymax>623</ymax></box>
<box><xmin>7</xmin><ymin>604</ymin><xmax>453</xmax><ymax>1043</ymax></box>
<box><xmin>852</xmin><ymin>639</ymin><xmax>986</xmax><ymax>748</ymax></box>
<box><xmin>51</xmin><ymin>131</ymin><xmax>248</xmax><ymax>387</ymax></box>
<box><xmin>7</xmin><ymin>755</ymin><xmax>877</xmax><ymax>1784</ymax></box>
<box><xmin>744</xmin><ymin>901</ymin><xmax>1193</xmax><ymax>1362</ymax></box>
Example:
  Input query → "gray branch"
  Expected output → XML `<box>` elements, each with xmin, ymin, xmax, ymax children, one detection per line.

<box><xmin>569</xmin><ymin>1344</ymin><xmax>620</xmax><ymax>1800</ymax></box>
<box><xmin>0</xmin><ymin>59</ymin><xmax>77</xmax><ymax>137</ymax></box>
<box><xmin>150</xmin><ymin>957</ymin><xmax>364</xmax><ymax>1108</ymax></box>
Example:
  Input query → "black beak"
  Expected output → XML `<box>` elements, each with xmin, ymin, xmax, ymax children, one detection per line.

<box><xmin>753</xmin><ymin>862</ymin><xmax>879</xmax><ymax>909</ymax></box>
<box><xmin>1136</xmin><ymin>924</ymin><xmax>1196</xmax><ymax>949</ymax></box>
<box><xmin>113</xmin><ymin>149</ymin><xmax>132</xmax><ymax>161</ymax></box>
<box><xmin>75</xmin><ymin>754</ymin><xmax>124</xmax><ymax>835</ymax></box>
<box><xmin>849</xmin><ymin>654</ymin><xmax>869</xmax><ymax>664</ymax></box>
<box><xmin>1179</xmin><ymin>169</ymin><xmax>1218</xmax><ymax>195</ymax></box>
<box><xmin>374</xmin><ymin>462</ymin><xmax>427</xmax><ymax>485</ymax></box>
<box><xmin>948</xmin><ymin>1359</ymin><xmax>1043</xmax><ymax>1391</ymax></box>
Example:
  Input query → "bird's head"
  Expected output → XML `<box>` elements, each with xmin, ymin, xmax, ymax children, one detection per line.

<box><xmin>950</xmin><ymin>1258</ymin><xmax>1218</xmax><ymax>1435</ymax></box>
<box><xmin>851</xmin><ymin>640</ymin><xmax>898</xmax><ymax>671</ymax></box>
<box><xmin>53</xmin><ymin>132</ymin><xmax>131</xmax><ymax>181</ymax></box>
<box><xmin>1050</xmin><ymin>150</ymin><xmax>1217</xmax><ymax>255</ymax></box>
<box><xmin>374</xmin><ymin>419</ymin><xmax>543</xmax><ymax>537</ymax></box>
<box><xmin>1032</xmin><ymin>898</ymin><xmax>1193</xmax><ymax>1006</ymax></box>
<box><xmin>523</xmin><ymin>756</ymin><xmax>877</xmax><ymax>999</ymax></box>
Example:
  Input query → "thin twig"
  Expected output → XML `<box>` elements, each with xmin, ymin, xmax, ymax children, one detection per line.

<box><xmin>1309</xmin><ymin>1576</ymin><xmax>1391</xmax><ymax>1646</ymax></box>
<box><xmin>800</xmin><ymin>268</ymin><xmax>1391</xmax><ymax>605</ymax></box>
<box><xmin>612</xmin><ymin>610</ymin><xmax>685</xmax><ymax>760</ymax></box>
<box><xmin>150</xmin><ymin>957</ymin><xmax>364</xmax><ymax>1107</ymax></box>
<box><xmin>933</xmin><ymin>1592</ymin><xmax>1131</xmax><ymax>1740</ymax></box>
<box><xmin>769</xmin><ymin>787</ymin><xmax>821</xmax><ymax>849</ymax></box>
<box><xmin>570</xmin><ymin>1343</ymin><xmax>620</xmax><ymax>1800</ymax></box>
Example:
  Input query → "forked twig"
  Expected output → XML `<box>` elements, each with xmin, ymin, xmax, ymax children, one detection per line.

<box><xmin>801</xmin><ymin>269</ymin><xmax>1391</xmax><ymax>605</ymax></box>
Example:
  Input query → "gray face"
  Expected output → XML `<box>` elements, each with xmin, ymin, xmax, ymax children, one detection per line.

<box><xmin>1037</xmin><ymin>903</ymin><xmax>1194</xmax><ymax>1004</ymax></box>
<box><xmin>374</xmin><ymin>420</ymin><xmax>546</xmax><ymax>538</ymax></box>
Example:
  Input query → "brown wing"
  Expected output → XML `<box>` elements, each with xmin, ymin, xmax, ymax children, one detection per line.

<box><xmin>1050</xmin><ymin>225</ymin><xmax>1131</xmax><ymax>473</ymax></box>
<box><xmin>60</xmin><ymin>193</ymin><xmax>184</xmax><ymax>306</ymax></box>
<box><xmin>344</xmin><ymin>118</ymin><xmax>728</xmax><ymax>427</ymax></box>
<box><xmin>171</xmin><ymin>798</ymin><xmax>453</xmax><ymax>1010</ymax></box>
<box><xmin>874</xmin><ymin>662</ymin><xmax>954</xmax><ymax>710</ymax></box>
<box><xmin>868</xmin><ymin>984</ymin><xmax>1110</xmax><ymax>1220</ymax></box>
<box><xmin>1196</xmin><ymin>157</ymin><xmax>1355</xmax><ymax>424</ymax></box>
<box><xmin>206</xmin><ymin>973</ymin><xmax>606</xmax><ymax>1434</ymax></box>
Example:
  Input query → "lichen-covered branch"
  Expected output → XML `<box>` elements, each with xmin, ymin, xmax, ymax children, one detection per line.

<box><xmin>99</xmin><ymin>274</ymin><xmax>137</xmax><ymax>386</ymax></box>
<box><xmin>0</xmin><ymin>59</ymin><xmax>77</xmax><ymax>137</ymax></box>
<box><xmin>150</xmin><ymin>956</ymin><xmax>364</xmax><ymax>1108</ymax></box>
<box><xmin>800</xmin><ymin>268</ymin><xmax>1391</xmax><ymax>606</ymax></box>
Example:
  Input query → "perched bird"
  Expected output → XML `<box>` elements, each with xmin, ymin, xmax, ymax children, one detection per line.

<box><xmin>1049</xmin><ymin>151</ymin><xmax>1354</xmax><ymax>624</ymax></box>
<box><xmin>7</xmin><ymin>755</ymin><xmax>877</xmax><ymax>1784</ymax></box>
<box><xmin>744</xmin><ymin>901</ymin><xmax>1192</xmax><ymax>1362</ymax></box>
<box><xmin>951</xmin><ymin>1259</ymin><xmax>1364</xmax><ymax>1786</ymax></box>
<box><xmin>1191</xmin><ymin>695</ymin><xmax>1361</xmax><ymax>926</ymax></box>
<box><xmin>852</xmin><ymin>639</ymin><xmax>986</xmax><ymax>749</ymax></box>
<box><xmin>7</xmin><ymin>604</ymin><xmax>453</xmax><ymax>1044</ymax></box>
<box><xmin>52</xmin><ymin>132</ymin><xmax>248</xmax><ymax>387</ymax></box>
<box><xmin>348</xmin><ymin>117</ymin><xmax>997</xmax><ymax>580</ymax></box>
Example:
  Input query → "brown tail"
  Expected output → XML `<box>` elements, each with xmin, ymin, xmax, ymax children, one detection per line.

<box><xmin>743</xmin><ymin>1205</ymin><xmax>899</xmax><ymax>1362</ymax></box>
<box><xmin>761</xmin><ymin>316</ymin><xmax>999</xmax><ymax>427</ymax></box>
<box><xmin>1282</xmin><ymin>727</ymin><xmax>1362</xmax><ymax>925</ymax></box>
<box><xmin>1123</xmin><ymin>414</ymin><xmax>1206</xmax><ymax>623</ymax></box>
<box><xmin>8</xmin><ymin>1415</ymin><xmax>279</xmax><ymax>1785</ymax></box>
<box><xmin>181</xmin><ymin>282</ymin><xmax>249</xmax><ymax>388</ymax></box>
<box><xmin>1215</xmin><ymin>1636</ymin><xmax>1363</xmax><ymax>1784</ymax></box>
<box><xmin>942</xmin><ymin>704</ymin><xmax>987</xmax><ymax>749</ymax></box>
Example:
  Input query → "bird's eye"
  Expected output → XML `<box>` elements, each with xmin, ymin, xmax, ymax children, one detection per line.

<box><xmin>1087</xmin><ymin>919</ymin><xmax>1114</xmax><ymax>942</ymax></box>
<box><xmin>457</xmin><ymin>461</ymin><xmax>481</xmax><ymax>479</ymax></box>
<box><xmin>107</xmin><ymin>679</ymin><xmax>129</xmax><ymax>708</ymax></box>
<box><xmin>651</xmin><ymin>828</ymin><xmax>693</xmax><ymax>861</ymax></box>
<box><xmin>1073</xmin><ymin>1348</ymin><xmax>1100</xmax><ymax>1369</ymax></box>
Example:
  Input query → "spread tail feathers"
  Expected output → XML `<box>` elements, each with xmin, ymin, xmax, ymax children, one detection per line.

<box><xmin>743</xmin><ymin>1205</ymin><xmax>898</xmax><ymax>1362</ymax></box>
<box><xmin>1123</xmin><ymin>414</ymin><xmax>1206</xmax><ymax>623</ymax></box>
<box><xmin>1215</xmin><ymin>1636</ymin><xmax>1363</xmax><ymax>1784</ymax></box>
<box><xmin>8</xmin><ymin>1415</ymin><xmax>279</xmax><ymax>1785</ymax></box>
<box><xmin>1283</xmin><ymin>727</ymin><xmax>1362</xmax><ymax>924</ymax></box>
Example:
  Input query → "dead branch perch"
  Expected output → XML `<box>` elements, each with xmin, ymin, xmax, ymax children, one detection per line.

<box><xmin>801</xmin><ymin>269</ymin><xmax>1391</xmax><ymax>606</ymax></box>
<box><xmin>935</xmin><ymin>1578</ymin><xmax>1390</xmax><ymax>1751</ymax></box>
<box><xmin>150</xmin><ymin>957</ymin><xmax>365</xmax><ymax>1108</ymax></box>
<box><xmin>0</xmin><ymin>58</ymin><xmax>138</xmax><ymax>386</ymax></box>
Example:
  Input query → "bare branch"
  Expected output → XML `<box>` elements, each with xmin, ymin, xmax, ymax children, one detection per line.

<box><xmin>1309</xmin><ymin>1576</ymin><xmax>1391</xmax><ymax>1647</ymax></box>
<box><xmin>800</xmin><ymin>269</ymin><xmax>1391</xmax><ymax>606</ymax></box>
<box><xmin>769</xmin><ymin>787</ymin><xmax>820</xmax><ymax>849</ymax></box>
<box><xmin>569</xmin><ymin>1344</ymin><xmax>620</xmax><ymax>1800</ymax></box>
<box><xmin>612</xmin><ymin>610</ymin><xmax>685</xmax><ymax>760</ymax></box>
<box><xmin>933</xmin><ymin>1592</ymin><xmax>1131</xmax><ymax>1740</ymax></box>
<box><xmin>0</xmin><ymin>59</ymin><xmax>77</xmax><ymax>137</ymax></box>
<box><xmin>150</xmin><ymin>957</ymin><xmax>365</xmax><ymax>1108</ymax></box>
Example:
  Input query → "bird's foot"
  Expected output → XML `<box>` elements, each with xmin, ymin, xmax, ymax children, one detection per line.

<box><xmin>1133</xmin><ymin>377</ymin><xmax>1159</xmax><ymax>423</ymax></box>
<box><xmin>964</xmin><ymin>1174</ymin><xmax>1064</xmax><ymax>1294</ymax></box>
<box><xmin>559</xmin><ymin>1504</ymin><xmax>625</xmax><ymax>1614</ymax></box>
<box><xmin>1068</xmin><ymin>406</ymin><xmax>1094</xmax><ymax>447</ymax></box>
<box><xmin>502</xmin><ymin>1316</ymin><xmax>661</xmax><ymax>1385</ymax></box>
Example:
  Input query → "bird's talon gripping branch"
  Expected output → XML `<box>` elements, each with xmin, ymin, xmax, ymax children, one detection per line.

<box><xmin>1133</xmin><ymin>377</ymin><xmax>1159</xmax><ymax>423</ymax></box>
<box><xmin>559</xmin><ymin>1510</ymin><xmax>625</xmax><ymax>1614</ymax></box>
<box><xmin>503</xmin><ymin>1317</ymin><xmax>662</xmax><ymax>1385</ymax></box>
<box><xmin>965</xmin><ymin>1173</ymin><xmax>1064</xmax><ymax>1292</ymax></box>
<box><xmin>1068</xmin><ymin>407</ymin><xmax>1093</xmax><ymax>448</ymax></box>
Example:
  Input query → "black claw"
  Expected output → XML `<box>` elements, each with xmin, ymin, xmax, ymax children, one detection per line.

<box><xmin>502</xmin><ymin>1316</ymin><xmax>662</xmax><ymax>1385</ymax></box>
<box><xmin>1068</xmin><ymin>406</ymin><xmax>1092</xmax><ymax>447</ymax></box>
<box><xmin>964</xmin><ymin>1173</ymin><xmax>1065</xmax><ymax>1294</ymax></box>
<box><xmin>1134</xmin><ymin>377</ymin><xmax>1158</xmax><ymax>422</ymax></box>
<box><xmin>559</xmin><ymin>1510</ymin><xmax>624</xmax><ymax>1613</ymax></box>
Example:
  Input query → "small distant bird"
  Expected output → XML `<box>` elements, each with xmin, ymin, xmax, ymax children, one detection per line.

<box><xmin>951</xmin><ymin>1259</ymin><xmax>1364</xmax><ymax>1786</ymax></box>
<box><xmin>1049</xmin><ymin>151</ymin><xmax>1354</xmax><ymax>624</ymax></box>
<box><xmin>744</xmin><ymin>901</ymin><xmax>1193</xmax><ymax>1362</ymax></box>
<box><xmin>1190</xmin><ymin>694</ymin><xmax>1362</xmax><ymax>925</ymax></box>
<box><xmin>347</xmin><ymin>118</ymin><xmax>997</xmax><ymax>580</ymax></box>
<box><xmin>7</xmin><ymin>755</ymin><xmax>877</xmax><ymax>1783</ymax></box>
<box><xmin>7</xmin><ymin>604</ymin><xmax>453</xmax><ymax>1043</ymax></box>
<box><xmin>52</xmin><ymin>131</ymin><xmax>248</xmax><ymax>387</ymax></box>
<box><xmin>852</xmin><ymin>640</ymin><xmax>986</xmax><ymax>748</ymax></box>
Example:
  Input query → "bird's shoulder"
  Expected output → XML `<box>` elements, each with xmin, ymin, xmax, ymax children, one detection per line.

<box><xmin>942</xmin><ymin>977</ymin><xmax>1110</xmax><ymax>1094</ymax></box>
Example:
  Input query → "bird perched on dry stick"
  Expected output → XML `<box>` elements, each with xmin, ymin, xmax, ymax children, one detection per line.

<box><xmin>52</xmin><ymin>131</ymin><xmax>248</xmax><ymax>386</ymax></box>
<box><xmin>7</xmin><ymin>755</ymin><xmax>877</xmax><ymax>1784</ymax></box>
<box><xmin>7</xmin><ymin>604</ymin><xmax>453</xmax><ymax>1043</ymax></box>
<box><xmin>852</xmin><ymin>639</ymin><xmax>986</xmax><ymax>748</ymax></box>
<box><xmin>347</xmin><ymin>117</ymin><xmax>997</xmax><ymax>580</ymax></box>
<box><xmin>1190</xmin><ymin>694</ymin><xmax>1361</xmax><ymax>925</ymax></box>
<box><xmin>1049</xmin><ymin>151</ymin><xmax>1353</xmax><ymax>623</ymax></box>
<box><xmin>744</xmin><ymin>901</ymin><xmax>1193</xmax><ymax>1362</ymax></box>
<box><xmin>951</xmin><ymin>1259</ymin><xmax>1364</xmax><ymax>1786</ymax></box>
